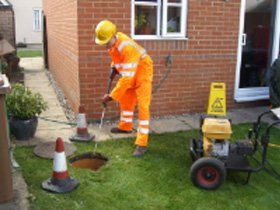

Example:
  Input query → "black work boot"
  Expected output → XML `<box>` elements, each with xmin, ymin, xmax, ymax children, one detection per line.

<box><xmin>133</xmin><ymin>146</ymin><xmax>147</xmax><ymax>157</ymax></box>
<box><xmin>110</xmin><ymin>127</ymin><xmax>132</xmax><ymax>134</ymax></box>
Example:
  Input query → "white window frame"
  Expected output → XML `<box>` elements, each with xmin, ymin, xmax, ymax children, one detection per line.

<box><xmin>33</xmin><ymin>8</ymin><xmax>42</xmax><ymax>32</ymax></box>
<box><xmin>162</xmin><ymin>0</ymin><xmax>187</xmax><ymax>38</ymax></box>
<box><xmin>131</xmin><ymin>0</ymin><xmax>187</xmax><ymax>40</ymax></box>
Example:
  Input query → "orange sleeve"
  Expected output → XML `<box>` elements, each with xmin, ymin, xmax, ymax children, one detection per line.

<box><xmin>110</xmin><ymin>45</ymin><xmax>140</xmax><ymax>101</ymax></box>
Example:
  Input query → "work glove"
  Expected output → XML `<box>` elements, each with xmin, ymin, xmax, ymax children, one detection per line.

<box><xmin>102</xmin><ymin>94</ymin><xmax>112</xmax><ymax>107</ymax></box>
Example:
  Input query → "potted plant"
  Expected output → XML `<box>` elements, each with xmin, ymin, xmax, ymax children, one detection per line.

<box><xmin>135</xmin><ymin>13</ymin><xmax>154</xmax><ymax>35</ymax></box>
<box><xmin>5</xmin><ymin>83</ymin><xmax>48</xmax><ymax>140</ymax></box>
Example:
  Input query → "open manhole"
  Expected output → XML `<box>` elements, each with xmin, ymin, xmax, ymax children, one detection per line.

<box><xmin>69</xmin><ymin>152</ymin><xmax>108</xmax><ymax>171</ymax></box>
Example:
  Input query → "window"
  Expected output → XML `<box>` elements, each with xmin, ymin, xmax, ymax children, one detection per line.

<box><xmin>33</xmin><ymin>9</ymin><xmax>42</xmax><ymax>31</ymax></box>
<box><xmin>132</xmin><ymin>0</ymin><xmax>187</xmax><ymax>39</ymax></box>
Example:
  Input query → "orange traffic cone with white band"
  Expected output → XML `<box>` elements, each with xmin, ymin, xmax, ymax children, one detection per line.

<box><xmin>70</xmin><ymin>105</ymin><xmax>95</xmax><ymax>142</ymax></box>
<box><xmin>42</xmin><ymin>137</ymin><xmax>79</xmax><ymax>193</ymax></box>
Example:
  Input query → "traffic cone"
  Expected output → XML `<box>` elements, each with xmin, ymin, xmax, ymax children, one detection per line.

<box><xmin>42</xmin><ymin>137</ymin><xmax>79</xmax><ymax>193</ymax></box>
<box><xmin>70</xmin><ymin>105</ymin><xmax>95</xmax><ymax>142</ymax></box>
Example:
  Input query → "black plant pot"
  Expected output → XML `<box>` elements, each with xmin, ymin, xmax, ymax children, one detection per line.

<box><xmin>9</xmin><ymin>117</ymin><xmax>38</xmax><ymax>140</ymax></box>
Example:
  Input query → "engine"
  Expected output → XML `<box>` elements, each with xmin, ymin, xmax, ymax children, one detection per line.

<box><xmin>230</xmin><ymin>140</ymin><xmax>255</xmax><ymax>156</ymax></box>
<box><xmin>211</xmin><ymin>140</ymin><xmax>230</xmax><ymax>157</ymax></box>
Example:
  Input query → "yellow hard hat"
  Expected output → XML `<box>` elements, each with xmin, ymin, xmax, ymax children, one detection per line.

<box><xmin>95</xmin><ymin>20</ymin><xmax>116</xmax><ymax>45</ymax></box>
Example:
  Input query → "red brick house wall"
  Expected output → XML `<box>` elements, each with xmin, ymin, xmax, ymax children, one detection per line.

<box><xmin>43</xmin><ymin>0</ymin><xmax>80</xmax><ymax>112</ymax></box>
<box><xmin>44</xmin><ymin>0</ymin><xmax>261</xmax><ymax>120</ymax></box>
<box><xmin>0</xmin><ymin>6</ymin><xmax>15</xmax><ymax>47</ymax></box>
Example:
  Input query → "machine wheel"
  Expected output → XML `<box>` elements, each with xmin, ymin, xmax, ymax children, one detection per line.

<box><xmin>190</xmin><ymin>157</ymin><xmax>226</xmax><ymax>190</ymax></box>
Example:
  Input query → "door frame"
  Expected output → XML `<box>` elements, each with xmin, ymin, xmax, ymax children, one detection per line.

<box><xmin>234</xmin><ymin>0</ymin><xmax>280</xmax><ymax>102</ymax></box>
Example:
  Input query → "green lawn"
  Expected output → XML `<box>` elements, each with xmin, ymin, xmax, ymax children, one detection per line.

<box><xmin>15</xmin><ymin>124</ymin><xmax>280</xmax><ymax>210</ymax></box>
<box><xmin>17</xmin><ymin>50</ymin><xmax>43</xmax><ymax>58</ymax></box>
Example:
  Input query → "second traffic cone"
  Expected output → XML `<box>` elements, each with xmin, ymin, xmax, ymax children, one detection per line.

<box><xmin>70</xmin><ymin>105</ymin><xmax>95</xmax><ymax>142</ymax></box>
<box><xmin>42</xmin><ymin>137</ymin><xmax>79</xmax><ymax>193</ymax></box>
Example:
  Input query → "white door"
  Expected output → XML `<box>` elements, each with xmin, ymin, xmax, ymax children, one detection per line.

<box><xmin>234</xmin><ymin>0</ymin><xmax>280</xmax><ymax>102</ymax></box>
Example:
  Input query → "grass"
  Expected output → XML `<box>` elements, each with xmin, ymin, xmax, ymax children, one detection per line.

<box><xmin>14</xmin><ymin>124</ymin><xmax>280</xmax><ymax>210</ymax></box>
<box><xmin>17</xmin><ymin>50</ymin><xmax>43</xmax><ymax>58</ymax></box>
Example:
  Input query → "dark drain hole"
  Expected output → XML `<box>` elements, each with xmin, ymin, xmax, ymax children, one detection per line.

<box><xmin>70</xmin><ymin>152</ymin><xmax>108</xmax><ymax>171</ymax></box>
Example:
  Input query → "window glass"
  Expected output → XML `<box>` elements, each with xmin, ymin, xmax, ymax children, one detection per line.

<box><xmin>135</xmin><ymin>5</ymin><xmax>157</xmax><ymax>35</ymax></box>
<box><xmin>168</xmin><ymin>0</ymin><xmax>181</xmax><ymax>2</ymax></box>
<box><xmin>167</xmin><ymin>7</ymin><xmax>181</xmax><ymax>33</ymax></box>
<box><xmin>34</xmin><ymin>10</ymin><xmax>41</xmax><ymax>31</ymax></box>
<box><xmin>33</xmin><ymin>9</ymin><xmax>42</xmax><ymax>31</ymax></box>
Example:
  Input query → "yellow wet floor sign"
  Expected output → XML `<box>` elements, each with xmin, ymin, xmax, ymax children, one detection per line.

<box><xmin>207</xmin><ymin>82</ymin><xmax>226</xmax><ymax>116</ymax></box>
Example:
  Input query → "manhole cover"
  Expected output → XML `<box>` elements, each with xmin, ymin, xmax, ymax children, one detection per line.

<box><xmin>34</xmin><ymin>142</ymin><xmax>77</xmax><ymax>159</ymax></box>
<box><xmin>70</xmin><ymin>152</ymin><xmax>108</xmax><ymax>171</ymax></box>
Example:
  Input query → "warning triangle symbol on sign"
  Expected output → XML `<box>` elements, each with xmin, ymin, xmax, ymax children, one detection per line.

<box><xmin>212</xmin><ymin>98</ymin><xmax>223</xmax><ymax>109</ymax></box>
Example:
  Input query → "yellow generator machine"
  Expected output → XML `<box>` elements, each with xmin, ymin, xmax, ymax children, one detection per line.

<box><xmin>201</xmin><ymin>118</ymin><xmax>232</xmax><ymax>156</ymax></box>
<box><xmin>189</xmin><ymin>83</ymin><xmax>280</xmax><ymax>190</ymax></box>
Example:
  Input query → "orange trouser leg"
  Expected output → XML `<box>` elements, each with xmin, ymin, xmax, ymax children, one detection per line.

<box><xmin>135</xmin><ymin>82</ymin><xmax>152</xmax><ymax>147</ymax></box>
<box><xmin>118</xmin><ymin>88</ymin><xmax>137</xmax><ymax>131</ymax></box>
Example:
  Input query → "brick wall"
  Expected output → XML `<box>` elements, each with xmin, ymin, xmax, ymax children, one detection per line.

<box><xmin>77</xmin><ymin>0</ymin><xmax>247</xmax><ymax>120</ymax></box>
<box><xmin>0</xmin><ymin>7</ymin><xmax>15</xmax><ymax>47</ymax></box>
<box><xmin>43</xmin><ymin>0</ymin><xmax>80</xmax><ymax>112</ymax></box>
<box><xmin>45</xmin><ymin>0</ymin><xmax>264</xmax><ymax>120</ymax></box>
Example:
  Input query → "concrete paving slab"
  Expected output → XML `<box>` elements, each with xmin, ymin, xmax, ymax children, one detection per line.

<box><xmin>20</xmin><ymin>58</ymin><xmax>44</xmax><ymax>70</ymax></box>
<box><xmin>228</xmin><ymin>107</ymin><xmax>269</xmax><ymax>124</ymax></box>
<box><xmin>24</xmin><ymin>84</ymin><xmax>52</xmax><ymax>90</ymax></box>
<box><xmin>41</xmin><ymin>106</ymin><xmax>66</xmax><ymax>116</ymax></box>
<box><xmin>38</xmin><ymin>114</ymin><xmax>69</xmax><ymax>122</ymax></box>
<box><xmin>25</xmin><ymin>78</ymin><xmax>48</xmax><ymax>82</ymax></box>
<box><xmin>14</xmin><ymin>128</ymin><xmax>73</xmax><ymax>147</ymax></box>
<box><xmin>38</xmin><ymin>96</ymin><xmax>59</xmax><ymax>101</ymax></box>
<box><xmin>37</xmin><ymin>120</ymin><xmax>71</xmax><ymax>130</ymax></box>
<box><xmin>25</xmin><ymin>78</ymin><xmax>50</xmax><ymax>83</ymax></box>
<box><xmin>150</xmin><ymin>118</ymin><xmax>192</xmax><ymax>134</ymax></box>
<box><xmin>177</xmin><ymin>113</ymin><xmax>201</xmax><ymax>130</ymax></box>
<box><xmin>43</xmin><ymin>100</ymin><xmax>62</xmax><ymax>107</ymax></box>
<box><xmin>87</xmin><ymin>123</ymin><xmax>136</xmax><ymax>141</ymax></box>
<box><xmin>87</xmin><ymin>124</ymin><xmax>114</xmax><ymax>141</ymax></box>
<box><xmin>31</xmin><ymin>88</ymin><xmax>56</xmax><ymax>94</ymax></box>
<box><xmin>31</xmin><ymin>88</ymin><xmax>55</xmax><ymax>93</ymax></box>
<box><xmin>40</xmin><ymin>113</ymin><xmax>67</xmax><ymax>119</ymax></box>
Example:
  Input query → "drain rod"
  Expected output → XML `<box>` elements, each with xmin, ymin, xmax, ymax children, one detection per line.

<box><xmin>94</xmin><ymin>68</ymin><xmax>115</xmax><ymax>154</ymax></box>
<box><xmin>93</xmin><ymin>106</ymin><xmax>106</xmax><ymax>154</ymax></box>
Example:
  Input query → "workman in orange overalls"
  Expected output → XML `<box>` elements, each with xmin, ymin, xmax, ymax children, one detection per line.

<box><xmin>95</xmin><ymin>20</ymin><xmax>153</xmax><ymax>157</ymax></box>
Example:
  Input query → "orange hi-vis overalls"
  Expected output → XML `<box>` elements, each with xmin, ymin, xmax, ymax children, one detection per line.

<box><xmin>108</xmin><ymin>32</ymin><xmax>153</xmax><ymax>147</ymax></box>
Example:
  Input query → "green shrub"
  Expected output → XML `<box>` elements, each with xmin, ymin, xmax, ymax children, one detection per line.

<box><xmin>16</xmin><ymin>42</ymin><xmax>27</xmax><ymax>48</ymax></box>
<box><xmin>5</xmin><ymin>83</ymin><xmax>48</xmax><ymax>120</ymax></box>
<box><xmin>0</xmin><ymin>58</ymin><xmax>8</xmax><ymax>74</ymax></box>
